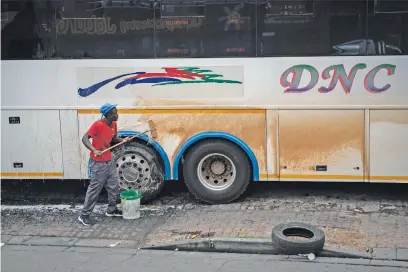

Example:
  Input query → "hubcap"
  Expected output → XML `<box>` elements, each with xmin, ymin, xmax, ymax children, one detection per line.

<box><xmin>116</xmin><ymin>153</ymin><xmax>150</xmax><ymax>190</ymax></box>
<box><xmin>197</xmin><ymin>153</ymin><xmax>236</xmax><ymax>191</ymax></box>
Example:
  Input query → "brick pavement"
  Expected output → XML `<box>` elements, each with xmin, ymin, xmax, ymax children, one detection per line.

<box><xmin>142</xmin><ymin>197</ymin><xmax>408</xmax><ymax>251</ymax></box>
<box><xmin>2</xmin><ymin>183</ymin><xmax>408</xmax><ymax>252</ymax></box>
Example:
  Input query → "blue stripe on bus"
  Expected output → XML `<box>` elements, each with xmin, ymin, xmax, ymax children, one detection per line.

<box><xmin>172</xmin><ymin>132</ymin><xmax>259</xmax><ymax>181</ymax></box>
<box><xmin>88</xmin><ymin>131</ymin><xmax>171</xmax><ymax>180</ymax></box>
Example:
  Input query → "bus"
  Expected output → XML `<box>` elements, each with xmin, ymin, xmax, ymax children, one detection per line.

<box><xmin>1</xmin><ymin>0</ymin><xmax>408</xmax><ymax>204</ymax></box>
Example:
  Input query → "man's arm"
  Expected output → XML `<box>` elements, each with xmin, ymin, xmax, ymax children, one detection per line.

<box><xmin>111</xmin><ymin>135</ymin><xmax>123</xmax><ymax>145</ymax></box>
<box><xmin>82</xmin><ymin>133</ymin><xmax>102</xmax><ymax>156</ymax></box>
<box><xmin>111</xmin><ymin>135</ymin><xmax>132</xmax><ymax>145</ymax></box>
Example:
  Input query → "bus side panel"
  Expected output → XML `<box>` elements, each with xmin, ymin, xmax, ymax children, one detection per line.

<box><xmin>77</xmin><ymin>110</ymin><xmax>267</xmax><ymax>180</ymax></box>
<box><xmin>278</xmin><ymin>110</ymin><xmax>365</xmax><ymax>181</ymax></box>
<box><xmin>369</xmin><ymin>110</ymin><xmax>408</xmax><ymax>183</ymax></box>
<box><xmin>60</xmin><ymin>110</ymin><xmax>82</xmax><ymax>179</ymax></box>
<box><xmin>0</xmin><ymin>110</ymin><xmax>63</xmax><ymax>178</ymax></box>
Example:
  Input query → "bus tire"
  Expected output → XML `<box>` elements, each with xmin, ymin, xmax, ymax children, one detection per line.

<box><xmin>182</xmin><ymin>139</ymin><xmax>251</xmax><ymax>204</ymax></box>
<box><xmin>112</xmin><ymin>141</ymin><xmax>164</xmax><ymax>203</ymax></box>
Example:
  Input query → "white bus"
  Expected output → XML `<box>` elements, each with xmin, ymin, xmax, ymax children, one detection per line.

<box><xmin>1</xmin><ymin>0</ymin><xmax>408</xmax><ymax>204</ymax></box>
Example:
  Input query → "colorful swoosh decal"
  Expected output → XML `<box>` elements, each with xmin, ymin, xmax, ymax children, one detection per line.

<box><xmin>78</xmin><ymin>67</ymin><xmax>242</xmax><ymax>97</ymax></box>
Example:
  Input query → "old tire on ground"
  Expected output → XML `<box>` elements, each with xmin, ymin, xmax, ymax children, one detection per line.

<box><xmin>182</xmin><ymin>139</ymin><xmax>251</xmax><ymax>204</ymax></box>
<box><xmin>112</xmin><ymin>141</ymin><xmax>164</xmax><ymax>203</ymax></box>
<box><xmin>271</xmin><ymin>222</ymin><xmax>325</xmax><ymax>254</ymax></box>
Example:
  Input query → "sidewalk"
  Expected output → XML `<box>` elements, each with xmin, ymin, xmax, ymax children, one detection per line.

<box><xmin>144</xmin><ymin>195</ymin><xmax>408</xmax><ymax>251</ymax></box>
<box><xmin>2</xmin><ymin>183</ymin><xmax>408</xmax><ymax>252</ymax></box>
<box><xmin>2</xmin><ymin>245</ymin><xmax>408</xmax><ymax>272</ymax></box>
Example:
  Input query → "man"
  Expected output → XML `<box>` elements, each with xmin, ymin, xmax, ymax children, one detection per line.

<box><xmin>78</xmin><ymin>103</ymin><xmax>130</xmax><ymax>226</ymax></box>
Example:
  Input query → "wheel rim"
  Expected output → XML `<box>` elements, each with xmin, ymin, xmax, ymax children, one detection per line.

<box><xmin>116</xmin><ymin>153</ymin><xmax>150</xmax><ymax>190</ymax></box>
<box><xmin>197</xmin><ymin>153</ymin><xmax>236</xmax><ymax>191</ymax></box>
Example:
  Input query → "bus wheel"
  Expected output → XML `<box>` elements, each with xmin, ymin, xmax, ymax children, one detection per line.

<box><xmin>112</xmin><ymin>141</ymin><xmax>164</xmax><ymax>203</ymax></box>
<box><xmin>183</xmin><ymin>139</ymin><xmax>251</xmax><ymax>204</ymax></box>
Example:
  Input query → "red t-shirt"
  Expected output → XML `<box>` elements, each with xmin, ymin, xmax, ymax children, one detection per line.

<box><xmin>87</xmin><ymin>120</ymin><xmax>117</xmax><ymax>162</ymax></box>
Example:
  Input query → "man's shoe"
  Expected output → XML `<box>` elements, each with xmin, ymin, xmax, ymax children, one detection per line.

<box><xmin>78</xmin><ymin>215</ymin><xmax>94</xmax><ymax>226</ymax></box>
<box><xmin>106</xmin><ymin>208</ymin><xmax>123</xmax><ymax>217</ymax></box>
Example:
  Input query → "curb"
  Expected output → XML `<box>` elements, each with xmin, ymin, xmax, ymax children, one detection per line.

<box><xmin>2</xmin><ymin>235</ymin><xmax>408</xmax><ymax>263</ymax></box>
<box><xmin>143</xmin><ymin>237</ymin><xmax>408</xmax><ymax>262</ymax></box>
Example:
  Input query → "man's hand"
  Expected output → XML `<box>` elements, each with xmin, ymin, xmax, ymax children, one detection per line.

<box><xmin>93</xmin><ymin>150</ymin><xmax>103</xmax><ymax>156</ymax></box>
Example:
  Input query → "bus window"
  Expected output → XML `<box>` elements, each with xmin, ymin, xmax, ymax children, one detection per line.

<box><xmin>155</xmin><ymin>16</ymin><xmax>205</xmax><ymax>58</ymax></box>
<box><xmin>257</xmin><ymin>0</ymin><xmax>330</xmax><ymax>56</ymax></box>
<box><xmin>56</xmin><ymin>2</ymin><xmax>155</xmax><ymax>59</ymax></box>
<box><xmin>257</xmin><ymin>0</ymin><xmax>370</xmax><ymax>57</ymax></box>
<box><xmin>366</xmin><ymin>0</ymin><xmax>408</xmax><ymax>55</ymax></box>
<box><xmin>1</xmin><ymin>0</ymin><xmax>57</xmax><ymax>60</ymax></box>
<box><xmin>329</xmin><ymin>1</ymin><xmax>367</xmax><ymax>56</ymax></box>
<box><xmin>203</xmin><ymin>1</ymin><xmax>256</xmax><ymax>57</ymax></box>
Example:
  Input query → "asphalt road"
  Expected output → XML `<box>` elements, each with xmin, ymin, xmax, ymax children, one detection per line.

<box><xmin>2</xmin><ymin>245</ymin><xmax>407</xmax><ymax>272</ymax></box>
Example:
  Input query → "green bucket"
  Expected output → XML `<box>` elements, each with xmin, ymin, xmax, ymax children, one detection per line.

<box><xmin>120</xmin><ymin>190</ymin><xmax>142</xmax><ymax>201</ymax></box>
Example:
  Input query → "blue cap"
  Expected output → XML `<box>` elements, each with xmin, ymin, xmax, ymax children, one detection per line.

<box><xmin>100</xmin><ymin>103</ymin><xmax>117</xmax><ymax>117</ymax></box>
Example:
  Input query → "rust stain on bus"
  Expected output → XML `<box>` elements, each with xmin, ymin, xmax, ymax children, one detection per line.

<box><xmin>279</xmin><ymin>110</ymin><xmax>365</xmax><ymax>174</ymax></box>
<box><xmin>135</xmin><ymin>112</ymin><xmax>267</xmax><ymax>174</ymax></box>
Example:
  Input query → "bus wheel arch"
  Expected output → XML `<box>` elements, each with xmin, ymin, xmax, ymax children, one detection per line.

<box><xmin>111</xmin><ymin>132</ymin><xmax>170</xmax><ymax>203</ymax></box>
<box><xmin>174</xmin><ymin>133</ymin><xmax>259</xmax><ymax>204</ymax></box>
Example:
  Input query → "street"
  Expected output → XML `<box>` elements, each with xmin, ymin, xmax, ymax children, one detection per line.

<box><xmin>2</xmin><ymin>245</ymin><xmax>407</xmax><ymax>272</ymax></box>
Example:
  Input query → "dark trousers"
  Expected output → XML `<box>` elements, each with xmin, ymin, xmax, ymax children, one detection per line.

<box><xmin>81</xmin><ymin>159</ymin><xmax>119</xmax><ymax>217</ymax></box>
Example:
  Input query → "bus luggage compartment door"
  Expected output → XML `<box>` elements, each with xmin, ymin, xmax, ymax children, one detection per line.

<box><xmin>369</xmin><ymin>110</ymin><xmax>408</xmax><ymax>183</ymax></box>
<box><xmin>278</xmin><ymin>110</ymin><xmax>365</xmax><ymax>182</ymax></box>
<box><xmin>1</xmin><ymin>110</ymin><xmax>63</xmax><ymax>179</ymax></box>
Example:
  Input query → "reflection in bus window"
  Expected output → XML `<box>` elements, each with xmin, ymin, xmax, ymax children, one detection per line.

<box><xmin>1</xmin><ymin>0</ymin><xmax>57</xmax><ymax>60</ymax></box>
<box><xmin>329</xmin><ymin>1</ymin><xmax>367</xmax><ymax>56</ymax></box>
<box><xmin>155</xmin><ymin>17</ymin><xmax>205</xmax><ymax>58</ymax></box>
<box><xmin>257</xmin><ymin>0</ymin><xmax>330</xmax><ymax>56</ymax></box>
<box><xmin>366</xmin><ymin>0</ymin><xmax>407</xmax><ymax>55</ymax></box>
<box><xmin>56</xmin><ymin>7</ymin><xmax>155</xmax><ymax>59</ymax></box>
<box><xmin>204</xmin><ymin>2</ymin><xmax>256</xmax><ymax>57</ymax></box>
<box><xmin>2</xmin><ymin>0</ymin><xmax>407</xmax><ymax>59</ymax></box>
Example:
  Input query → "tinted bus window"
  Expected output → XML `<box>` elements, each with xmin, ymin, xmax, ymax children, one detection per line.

<box><xmin>257</xmin><ymin>0</ymin><xmax>368</xmax><ymax>57</ymax></box>
<box><xmin>366</xmin><ymin>0</ymin><xmax>408</xmax><ymax>55</ymax></box>
<box><xmin>1</xmin><ymin>0</ymin><xmax>57</xmax><ymax>60</ymax></box>
<box><xmin>56</xmin><ymin>4</ymin><xmax>155</xmax><ymax>59</ymax></box>
<box><xmin>156</xmin><ymin>1</ymin><xmax>256</xmax><ymax>58</ymax></box>
<box><xmin>204</xmin><ymin>2</ymin><xmax>256</xmax><ymax>57</ymax></box>
<box><xmin>155</xmin><ymin>16</ymin><xmax>205</xmax><ymax>58</ymax></box>
<box><xmin>328</xmin><ymin>1</ymin><xmax>367</xmax><ymax>56</ymax></box>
